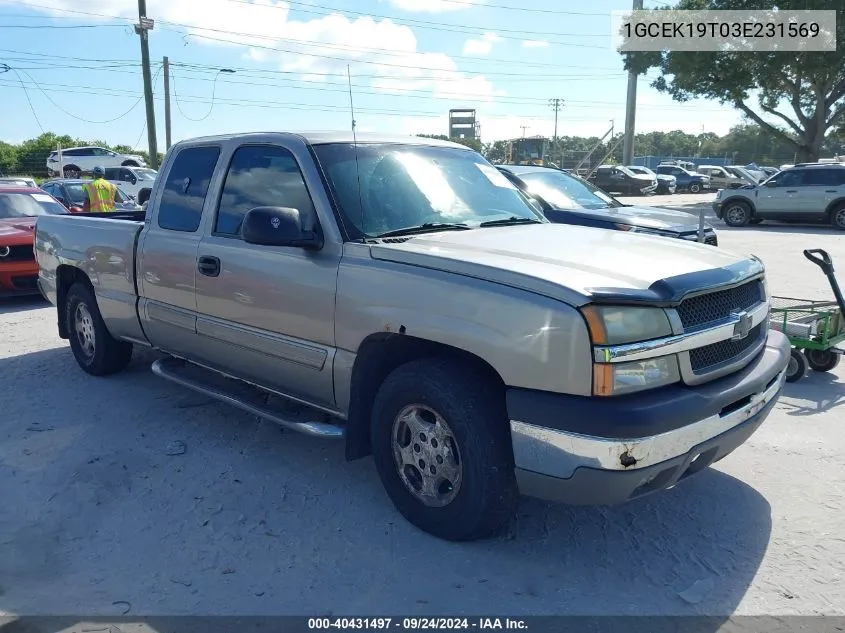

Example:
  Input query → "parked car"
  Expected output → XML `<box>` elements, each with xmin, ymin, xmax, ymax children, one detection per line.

<box><xmin>626</xmin><ymin>165</ymin><xmax>677</xmax><ymax>194</ymax></box>
<box><xmin>103</xmin><ymin>166</ymin><xmax>158</xmax><ymax>199</ymax></box>
<box><xmin>759</xmin><ymin>166</ymin><xmax>780</xmax><ymax>177</ymax></box>
<box><xmin>713</xmin><ymin>163</ymin><xmax>845</xmax><ymax>229</ymax></box>
<box><xmin>725</xmin><ymin>165</ymin><xmax>765</xmax><ymax>185</ymax></box>
<box><xmin>35</xmin><ymin>132</ymin><xmax>790</xmax><ymax>541</ymax></box>
<box><xmin>0</xmin><ymin>176</ymin><xmax>38</xmax><ymax>188</ymax></box>
<box><xmin>497</xmin><ymin>165</ymin><xmax>717</xmax><ymax>245</ymax></box>
<box><xmin>696</xmin><ymin>165</ymin><xmax>745</xmax><ymax>190</ymax></box>
<box><xmin>0</xmin><ymin>186</ymin><xmax>67</xmax><ymax>296</ymax></box>
<box><xmin>588</xmin><ymin>164</ymin><xmax>658</xmax><ymax>195</ymax></box>
<box><xmin>41</xmin><ymin>178</ymin><xmax>137</xmax><ymax>213</ymax></box>
<box><xmin>47</xmin><ymin>146</ymin><xmax>147</xmax><ymax>178</ymax></box>
<box><xmin>655</xmin><ymin>164</ymin><xmax>711</xmax><ymax>193</ymax></box>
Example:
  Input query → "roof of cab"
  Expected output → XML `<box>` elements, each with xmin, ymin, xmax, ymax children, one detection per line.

<box><xmin>172</xmin><ymin>131</ymin><xmax>471</xmax><ymax>150</ymax></box>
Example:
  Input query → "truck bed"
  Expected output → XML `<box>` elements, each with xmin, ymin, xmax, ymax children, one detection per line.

<box><xmin>35</xmin><ymin>213</ymin><xmax>147</xmax><ymax>343</ymax></box>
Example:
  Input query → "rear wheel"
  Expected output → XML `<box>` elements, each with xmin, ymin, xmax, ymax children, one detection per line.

<box><xmin>786</xmin><ymin>348</ymin><xmax>808</xmax><ymax>383</ymax></box>
<box><xmin>370</xmin><ymin>358</ymin><xmax>518</xmax><ymax>541</ymax></box>
<box><xmin>63</xmin><ymin>165</ymin><xmax>81</xmax><ymax>178</ymax></box>
<box><xmin>122</xmin><ymin>160</ymin><xmax>140</xmax><ymax>167</ymax></box>
<box><xmin>65</xmin><ymin>282</ymin><xmax>133</xmax><ymax>376</ymax></box>
<box><xmin>723</xmin><ymin>201</ymin><xmax>751</xmax><ymax>227</ymax></box>
<box><xmin>830</xmin><ymin>203</ymin><xmax>845</xmax><ymax>231</ymax></box>
<box><xmin>689</xmin><ymin>182</ymin><xmax>702</xmax><ymax>193</ymax></box>
<box><xmin>804</xmin><ymin>349</ymin><xmax>841</xmax><ymax>373</ymax></box>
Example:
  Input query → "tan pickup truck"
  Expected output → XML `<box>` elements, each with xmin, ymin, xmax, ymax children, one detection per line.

<box><xmin>35</xmin><ymin>133</ymin><xmax>790</xmax><ymax>541</ymax></box>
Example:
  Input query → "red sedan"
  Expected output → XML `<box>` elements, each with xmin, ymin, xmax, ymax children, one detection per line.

<box><xmin>0</xmin><ymin>186</ymin><xmax>67</xmax><ymax>297</ymax></box>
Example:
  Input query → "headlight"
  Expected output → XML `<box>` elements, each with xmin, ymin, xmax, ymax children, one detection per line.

<box><xmin>581</xmin><ymin>305</ymin><xmax>672</xmax><ymax>346</ymax></box>
<box><xmin>581</xmin><ymin>305</ymin><xmax>678</xmax><ymax>396</ymax></box>
<box><xmin>593</xmin><ymin>356</ymin><xmax>681</xmax><ymax>396</ymax></box>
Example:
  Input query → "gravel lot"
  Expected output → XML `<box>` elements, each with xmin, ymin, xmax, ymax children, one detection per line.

<box><xmin>2</xmin><ymin>204</ymin><xmax>844</xmax><ymax>618</ymax></box>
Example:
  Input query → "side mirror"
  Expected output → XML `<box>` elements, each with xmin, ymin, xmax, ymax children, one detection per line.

<box><xmin>764</xmin><ymin>180</ymin><xmax>777</xmax><ymax>188</ymax></box>
<box><xmin>241</xmin><ymin>206</ymin><xmax>322</xmax><ymax>249</ymax></box>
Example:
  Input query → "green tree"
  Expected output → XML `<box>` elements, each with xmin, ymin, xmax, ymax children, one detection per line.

<box><xmin>624</xmin><ymin>0</ymin><xmax>845</xmax><ymax>161</ymax></box>
<box><xmin>0</xmin><ymin>141</ymin><xmax>18</xmax><ymax>175</ymax></box>
<box><xmin>417</xmin><ymin>134</ymin><xmax>483</xmax><ymax>153</ymax></box>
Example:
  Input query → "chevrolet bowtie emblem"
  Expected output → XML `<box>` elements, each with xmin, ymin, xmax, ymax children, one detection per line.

<box><xmin>731</xmin><ymin>310</ymin><xmax>753</xmax><ymax>340</ymax></box>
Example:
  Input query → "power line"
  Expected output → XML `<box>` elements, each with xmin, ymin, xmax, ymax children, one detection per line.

<box><xmin>391</xmin><ymin>0</ymin><xmax>612</xmax><ymax>14</ymax></box>
<box><xmin>0</xmin><ymin>23</ymin><xmax>129</xmax><ymax>29</ymax></box>
<box><xmin>228</xmin><ymin>0</ymin><xmax>611</xmax><ymax>45</ymax></box>
<box><xmin>1</xmin><ymin>64</ymin><xmax>44</xmax><ymax>134</ymax></box>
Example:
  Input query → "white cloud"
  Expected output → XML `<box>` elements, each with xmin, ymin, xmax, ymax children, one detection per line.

<box><xmin>462</xmin><ymin>32</ymin><xmax>501</xmax><ymax>56</ymax></box>
<box><xmin>6</xmin><ymin>0</ymin><xmax>501</xmax><ymax>103</ymax></box>
<box><xmin>522</xmin><ymin>39</ymin><xmax>549</xmax><ymax>48</ymax></box>
<box><xmin>383</xmin><ymin>0</ymin><xmax>483</xmax><ymax>13</ymax></box>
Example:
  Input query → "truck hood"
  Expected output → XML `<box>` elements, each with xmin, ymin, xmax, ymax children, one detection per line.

<box><xmin>369</xmin><ymin>223</ymin><xmax>750</xmax><ymax>304</ymax></box>
<box><xmin>0</xmin><ymin>217</ymin><xmax>36</xmax><ymax>242</ymax></box>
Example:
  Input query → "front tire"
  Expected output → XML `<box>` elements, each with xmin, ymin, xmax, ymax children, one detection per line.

<box><xmin>830</xmin><ymin>203</ymin><xmax>845</xmax><ymax>231</ymax></box>
<box><xmin>804</xmin><ymin>349</ymin><xmax>841</xmax><ymax>373</ymax></box>
<box><xmin>723</xmin><ymin>201</ymin><xmax>751</xmax><ymax>227</ymax></box>
<box><xmin>66</xmin><ymin>282</ymin><xmax>133</xmax><ymax>376</ymax></box>
<box><xmin>371</xmin><ymin>358</ymin><xmax>518</xmax><ymax>541</ymax></box>
<box><xmin>689</xmin><ymin>182</ymin><xmax>702</xmax><ymax>193</ymax></box>
<box><xmin>786</xmin><ymin>348</ymin><xmax>808</xmax><ymax>383</ymax></box>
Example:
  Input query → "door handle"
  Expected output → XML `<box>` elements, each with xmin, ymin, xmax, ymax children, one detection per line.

<box><xmin>197</xmin><ymin>255</ymin><xmax>221</xmax><ymax>277</ymax></box>
<box><xmin>826</xmin><ymin>190</ymin><xmax>838</xmax><ymax>193</ymax></box>
<box><xmin>786</xmin><ymin>190</ymin><xmax>798</xmax><ymax>193</ymax></box>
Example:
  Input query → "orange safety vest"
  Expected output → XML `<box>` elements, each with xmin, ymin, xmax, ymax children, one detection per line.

<box><xmin>83</xmin><ymin>178</ymin><xmax>117</xmax><ymax>212</ymax></box>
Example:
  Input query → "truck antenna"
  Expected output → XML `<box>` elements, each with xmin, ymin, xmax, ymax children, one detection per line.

<box><xmin>347</xmin><ymin>65</ymin><xmax>366</xmax><ymax>242</ymax></box>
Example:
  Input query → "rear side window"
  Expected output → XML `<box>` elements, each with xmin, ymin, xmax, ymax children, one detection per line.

<box><xmin>104</xmin><ymin>168</ymin><xmax>119</xmax><ymax>180</ymax></box>
<box><xmin>804</xmin><ymin>168</ymin><xmax>845</xmax><ymax>186</ymax></box>
<box><xmin>157</xmin><ymin>146</ymin><xmax>221</xmax><ymax>232</ymax></box>
<box><xmin>214</xmin><ymin>145</ymin><xmax>316</xmax><ymax>237</ymax></box>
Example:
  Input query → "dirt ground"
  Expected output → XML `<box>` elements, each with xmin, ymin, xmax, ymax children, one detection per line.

<box><xmin>1</xmin><ymin>210</ymin><xmax>844</xmax><ymax>618</ymax></box>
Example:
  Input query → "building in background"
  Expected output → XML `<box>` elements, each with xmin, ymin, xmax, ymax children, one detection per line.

<box><xmin>448</xmin><ymin>109</ymin><xmax>478</xmax><ymax>140</ymax></box>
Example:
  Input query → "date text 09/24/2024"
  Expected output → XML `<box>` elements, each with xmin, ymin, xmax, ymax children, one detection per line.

<box><xmin>307</xmin><ymin>618</ymin><xmax>528</xmax><ymax>630</ymax></box>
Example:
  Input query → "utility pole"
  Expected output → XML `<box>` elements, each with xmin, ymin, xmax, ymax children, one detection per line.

<box><xmin>520</xmin><ymin>125</ymin><xmax>528</xmax><ymax>137</ymax></box>
<box><xmin>135</xmin><ymin>0</ymin><xmax>158</xmax><ymax>169</ymax></box>
<box><xmin>622</xmin><ymin>0</ymin><xmax>644</xmax><ymax>166</ymax></box>
<box><xmin>163</xmin><ymin>56</ymin><xmax>172</xmax><ymax>150</ymax></box>
<box><xmin>549</xmin><ymin>97</ymin><xmax>563</xmax><ymax>166</ymax></box>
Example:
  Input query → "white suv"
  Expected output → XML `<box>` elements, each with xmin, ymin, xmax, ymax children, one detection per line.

<box><xmin>713</xmin><ymin>164</ymin><xmax>845</xmax><ymax>230</ymax></box>
<box><xmin>47</xmin><ymin>146</ymin><xmax>147</xmax><ymax>178</ymax></box>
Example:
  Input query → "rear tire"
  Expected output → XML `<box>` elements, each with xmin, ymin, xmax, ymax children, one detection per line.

<box><xmin>786</xmin><ymin>348</ymin><xmax>808</xmax><ymax>383</ymax></box>
<box><xmin>122</xmin><ymin>160</ymin><xmax>140</xmax><ymax>167</ymax></box>
<box><xmin>830</xmin><ymin>203</ymin><xmax>845</xmax><ymax>231</ymax></box>
<box><xmin>63</xmin><ymin>165</ymin><xmax>81</xmax><ymax>178</ymax></box>
<box><xmin>370</xmin><ymin>357</ymin><xmax>518</xmax><ymax>542</ymax></box>
<box><xmin>804</xmin><ymin>349</ymin><xmax>841</xmax><ymax>373</ymax></box>
<box><xmin>65</xmin><ymin>282</ymin><xmax>133</xmax><ymax>376</ymax></box>
<box><xmin>723</xmin><ymin>201</ymin><xmax>751</xmax><ymax>227</ymax></box>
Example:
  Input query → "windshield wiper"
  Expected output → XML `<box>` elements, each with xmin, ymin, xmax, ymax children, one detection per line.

<box><xmin>376</xmin><ymin>222</ymin><xmax>470</xmax><ymax>238</ymax></box>
<box><xmin>479</xmin><ymin>216</ymin><xmax>543</xmax><ymax>228</ymax></box>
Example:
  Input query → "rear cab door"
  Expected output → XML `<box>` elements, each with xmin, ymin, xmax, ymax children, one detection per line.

<box><xmin>191</xmin><ymin>134</ymin><xmax>343</xmax><ymax>410</ymax></box>
<box><xmin>137</xmin><ymin>142</ymin><xmax>223</xmax><ymax>359</ymax></box>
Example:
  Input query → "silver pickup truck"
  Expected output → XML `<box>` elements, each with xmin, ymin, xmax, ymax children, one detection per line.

<box><xmin>35</xmin><ymin>132</ymin><xmax>790</xmax><ymax>541</ymax></box>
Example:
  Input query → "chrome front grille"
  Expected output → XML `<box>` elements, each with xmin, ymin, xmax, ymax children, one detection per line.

<box><xmin>676</xmin><ymin>278</ymin><xmax>767</xmax><ymax>380</ymax></box>
<box><xmin>677</xmin><ymin>280</ymin><xmax>763</xmax><ymax>330</ymax></box>
<box><xmin>689</xmin><ymin>323</ymin><xmax>764</xmax><ymax>372</ymax></box>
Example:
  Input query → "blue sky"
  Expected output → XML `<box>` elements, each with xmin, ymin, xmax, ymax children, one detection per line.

<box><xmin>0</xmin><ymin>0</ymin><xmax>745</xmax><ymax>149</ymax></box>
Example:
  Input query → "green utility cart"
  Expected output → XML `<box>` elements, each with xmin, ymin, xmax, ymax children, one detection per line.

<box><xmin>770</xmin><ymin>249</ymin><xmax>845</xmax><ymax>383</ymax></box>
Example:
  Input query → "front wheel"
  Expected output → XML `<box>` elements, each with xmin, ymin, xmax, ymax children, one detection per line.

<box><xmin>66</xmin><ymin>282</ymin><xmax>133</xmax><ymax>376</ymax></box>
<box><xmin>688</xmin><ymin>182</ymin><xmax>702</xmax><ymax>193</ymax></box>
<box><xmin>786</xmin><ymin>348</ymin><xmax>808</xmax><ymax>383</ymax></box>
<box><xmin>723</xmin><ymin>201</ymin><xmax>751</xmax><ymax>227</ymax></box>
<box><xmin>804</xmin><ymin>349</ymin><xmax>841</xmax><ymax>372</ymax></box>
<box><xmin>371</xmin><ymin>358</ymin><xmax>518</xmax><ymax>541</ymax></box>
<box><xmin>830</xmin><ymin>203</ymin><xmax>845</xmax><ymax>231</ymax></box>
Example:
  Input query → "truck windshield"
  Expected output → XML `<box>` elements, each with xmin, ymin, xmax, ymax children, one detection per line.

<box><xmin>0</xmin><ymin>192</ymin><xmax>67</xmax><ymax>218</ymax></box>
<box><xmin>313</xmin><ymin>143</ymin><xmax>544</xmax><ymax>239</ymax></box>
<box><xmin>516</xmin><ymin>170</ymin><xmax>623</xmax><ymax>210</ymax></box>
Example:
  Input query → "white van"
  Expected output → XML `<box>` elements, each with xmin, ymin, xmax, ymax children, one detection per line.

<box><xmin>103</xmin><ymin>166</ymin><xmax>157</xmax><ymax>199</ymax></box>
